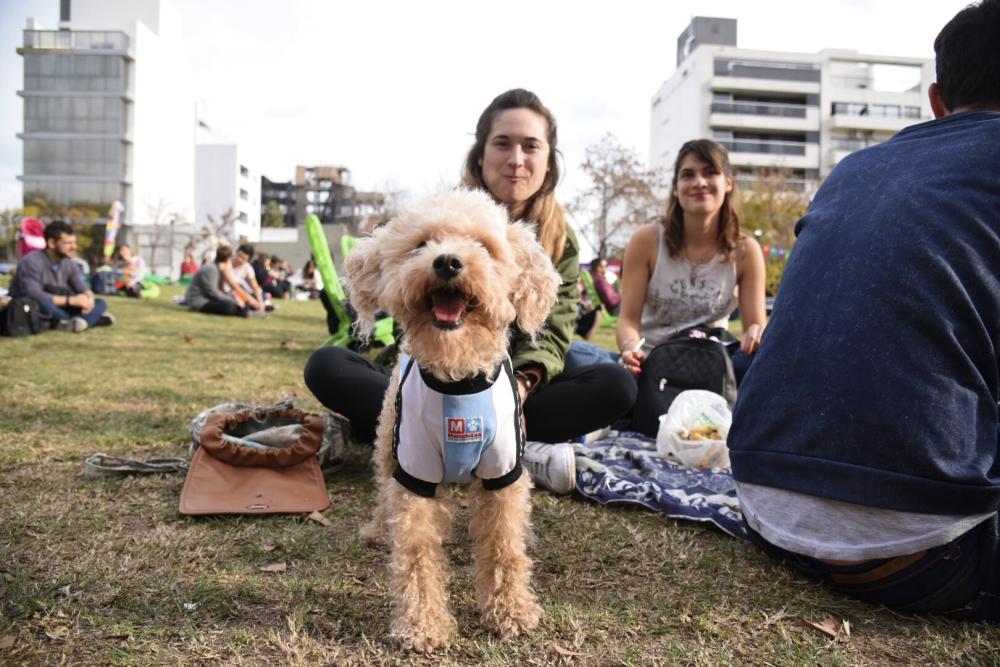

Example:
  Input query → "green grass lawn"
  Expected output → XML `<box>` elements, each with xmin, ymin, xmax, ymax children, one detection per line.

<box><xmin>1</xmin><ymin>290</ymin><xmax>997</xmax><ymax>665</ymax></box>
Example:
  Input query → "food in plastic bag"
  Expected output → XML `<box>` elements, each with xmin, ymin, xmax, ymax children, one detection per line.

<box><xmin>656</xmin><ymin>390</ymin><xmax>732</xmax><ymax>469</ymax></box>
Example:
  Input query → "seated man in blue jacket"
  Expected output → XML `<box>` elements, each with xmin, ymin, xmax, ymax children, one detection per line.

<box><xmin>728</xmin><ymin>0</ymin><xmax>1000</xmax><ymax>621</ymax></box>
<box><xmin>10</xmin><ymin>220</ymin><xmax>115</xmax><ymax>333</ymax></box>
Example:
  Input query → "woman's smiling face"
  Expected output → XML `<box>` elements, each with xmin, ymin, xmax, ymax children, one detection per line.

<box><xmin>479</xmin><ymin>108</ymin><xmax>550</xmax><ymax>216</ymax></box>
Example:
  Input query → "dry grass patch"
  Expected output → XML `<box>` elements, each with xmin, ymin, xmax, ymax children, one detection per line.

<box><xmin>1</xmin><ymin>289</ymin><xmax>998</xmax><ymax>665</ymax></box>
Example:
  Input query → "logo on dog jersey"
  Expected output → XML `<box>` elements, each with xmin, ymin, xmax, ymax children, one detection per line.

<box><xmin>446</xmin><ymin>416</ymin><xmax>484</xmax><ymax>443</ymax></box>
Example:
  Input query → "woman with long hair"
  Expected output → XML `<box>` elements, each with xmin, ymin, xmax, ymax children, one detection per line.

<box><xmin>617</xmin><ymin>139</ymin><xmax>766</xmax><ymax>379</ymax></box>
<box><xmin>304</xmin><ymin>89</ymin><xmax>635</xmax><ymax>493</ymax></box>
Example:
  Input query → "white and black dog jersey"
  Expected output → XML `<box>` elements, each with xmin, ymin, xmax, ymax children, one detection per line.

<box><xmin>392</xmin><ymin>354</ymin><xmax>524</xmax><ymax>498</ymax></box>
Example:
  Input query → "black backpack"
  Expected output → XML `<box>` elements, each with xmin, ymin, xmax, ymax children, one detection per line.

<box><xmin>630</xmin><ymin>326</ymin><xmax>738</xmax><ymax>437</ymax></box>
<box><xmin>0</xmin><ymin>297</ymin><xmax>45</xmax><ymax>337</ymax></box>
<box><xmin>91</xmin><ymin>270</ymin><xmax>117</xmax><ymax>295</ymax></box>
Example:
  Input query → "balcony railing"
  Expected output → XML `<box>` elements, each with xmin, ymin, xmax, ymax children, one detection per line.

<box><xmin>718</xmin><ymin>139</ymin><xmax>808</xmax><ymax>156</ymax></box>
<box><xmin>735</xmin><ymin>175</ymin><xmax>814</xmax><ymax>192</ymax></box>
<box><xmin>23</xmin><ymin>30</ymin><xmax>129</xmax><ymax>51</ymax></box>
<box><xmin>711</xmin><ymin>100</ymin><xmax>808</xmax><ymax>118</ymax></box>
<box><xmin>830</xmin><ymin>138</ymin><xmax>878</xmax><ymax>151</ymax></box>
<box><xmin>714</xmin><ymin>58</ymin><xmax>820</xmax><ymax>83</ymax></box>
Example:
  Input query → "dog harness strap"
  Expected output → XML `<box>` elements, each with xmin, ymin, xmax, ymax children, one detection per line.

<box><xmin>482</xmin><ymin>462</ymin><xmax>523</xmax><ymax>490</ymax></box>
<box><xmin>391</xmin><ymin>355</ymin><xmax>417</xmax><ymax>461</ymax></box>
<box><xmin>393</xmin><ymin>465</ymin><xmax>438</xmax><ymax>498</ymax></box>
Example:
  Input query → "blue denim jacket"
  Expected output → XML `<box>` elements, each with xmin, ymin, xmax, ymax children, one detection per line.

<box><xmin>729</xmin><ymin>111</ymin><xmax>1000</xmax><ymax>516</ymax></box>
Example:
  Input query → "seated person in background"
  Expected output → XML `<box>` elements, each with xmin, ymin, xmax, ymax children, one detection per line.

<box><xmin>292</xmin><ymin>258</ymin><xmax>322</xmax><ymax>299</ymax></box>
<box><xmin>573</xmin><ymin>279</ymin><xmax>601</xmax><ymax>340</ymax></box>
<box><xmin>10</xmin><ymin>220</ymin><xmax>115</xmax><ymax>333</ymax></box>
<box><xmin>617</xmin><ymin>139</ymin><xmax>766</xmax><ymax>384</ymax></box>
<box><xmin>113</xmin><ymin>243</ymin><xmax>145</xmax><ymax>298</ymax></box>
<box><xmin>179</xmin><ymin>253</ymin><xmax>199</xmax><ymax>278</ymax></box>
<box><xmin>228</xmin><ymin>244</ymin><xmax>268</xmax><ymax>311</ymax></box>
<box><xmin>728</xmin><ymin>0</ymin><xmax>1000</xmax><ymax>621</ymax></box>
<box><xmin>184</xmin><ymin>245</ymin><xmax>263</xmax><ymax>317</ymax></box>
<box><xmin>265</xmin><ymin>255</ymin><xmax>292</xmax><ymax>300</ymax></box>
<box><xmin>589</xmin><ymin>257</ymin><xmax>621</xmax><ymax>315</ymax></box>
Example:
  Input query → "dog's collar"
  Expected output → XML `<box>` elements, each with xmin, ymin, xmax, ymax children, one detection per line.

<box><xmin>403</xmin><ymin>355</ymin><xmax>509</xmax><ymax>396</ymax></box>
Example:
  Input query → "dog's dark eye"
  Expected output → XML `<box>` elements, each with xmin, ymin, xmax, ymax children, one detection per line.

<box><xmin>412</xmin><ymin>240</ymin><xmax>427</xmax><ymax>253</ymax></box>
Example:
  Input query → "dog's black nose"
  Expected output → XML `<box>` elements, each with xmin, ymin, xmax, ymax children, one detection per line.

<box><xmin>433</xmin><ymin>254</ymin><xmax>463</xmax><ymax>280</ymax></box>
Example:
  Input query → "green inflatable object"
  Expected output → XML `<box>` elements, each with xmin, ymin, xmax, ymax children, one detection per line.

<box><xmin>305</xmin><ymin>214</ymin><xmax>394</xmax><ymax>349</ymax></box>
<box><xmin>139</xmin><ymin>279</ymin><xmax>161</xmax><ymax>299</ymax></box>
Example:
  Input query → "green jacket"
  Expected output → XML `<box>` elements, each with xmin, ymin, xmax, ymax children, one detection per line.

<box><xmin>375</xmin><ymin>225</ymin><xmax>580</xmax><ymax>387</ymax></box>
<box><xmin>509</xmin><ymin>225</ymin><xmax>579</xmax><ymax>386</ymax></box>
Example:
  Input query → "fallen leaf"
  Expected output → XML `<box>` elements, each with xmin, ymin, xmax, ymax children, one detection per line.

<box><xmin>260</xmin><ymin>544</ymin><xmax>277</xmax><ymax>552</ymax></box>
<box><xmin>306</xmin><ymin>511</ymin><xmax>333</xmax><ymax>527</ymax></box>
<box><xmin>551</xmin><ymin>642</ymin><xmax>586</xmax><ymax>657</ymax></box>
<box><xmin>211</xmin><ymin>373</ymin><xmax>225</xmax><ymax>380</ymax></box>
<box><xmin>44</xmin><ymin>625</ymin><xmax>69</xmax><ymax>641</ymax></box>
<box><xmin>183</xmin><ymin>602</ymin><xmax>199</xmax><ymax>611</ymax></box>
<box><xmin>184</xmin><ymin>335</ymin><xmax>194</xmax><ymax>343</ymax></box>
<box><xmin>802</xmin><ymin>617</ymin><xmax>850</xmax><ymax>642</ymax></box>
<box><xmin>279</xmin><ymin>339</ymin><xmax>299</xmax><ymax>350</ymax></box>
<box><xmin>260</xmin><ymin>562</ymin><xmax>287</xmax><ymax>573</ymax></box>
<box><xmin>0</xmin><ymin>635</ymin><xmax>14</xmax><ymax>649</ymax></box>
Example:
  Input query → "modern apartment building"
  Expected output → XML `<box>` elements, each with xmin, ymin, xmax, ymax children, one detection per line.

<box><xmin>16</xmin><ymin>0</ymin><xmax>194</xmax><ymax>224</ymax></box>
<box><xmin>195</xmin><ymin>144</ymin><xmax>261</xmax><ymax>242</ymax></box>
<box><xmin>650</xmin><ymin>17</ymin><xmax>935</xmax><ymax>189</ymax></box>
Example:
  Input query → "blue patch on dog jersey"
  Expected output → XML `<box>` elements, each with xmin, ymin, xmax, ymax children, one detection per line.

<box><xmin>441</xmin><ymin>392</ymin><xmax>497</xmax><ymax>484</ymax></box>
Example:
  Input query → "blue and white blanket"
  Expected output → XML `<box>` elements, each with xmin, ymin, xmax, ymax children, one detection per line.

<box><xmin>572</xmin><ymin>432</ymin><xmax>747</xmax><ymax>538</ymax></box>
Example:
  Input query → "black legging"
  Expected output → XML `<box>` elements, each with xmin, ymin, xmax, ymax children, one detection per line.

<box><xmin>304</xmin><ymin>346</ymin><xmax>636</xmax><ymax>444</ymax></box>
<box><xmin>198</xmin><ymin>299</ymin><xmax>244</xmax><ymax>317</ymax></box>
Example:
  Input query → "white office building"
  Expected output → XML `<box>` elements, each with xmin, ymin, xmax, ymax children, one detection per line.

<box><xmin>195</xmin><ymin>144</ymin><xmax>261</xmax><ymax>243</ymax></box>
<box><xmin>17</xmin><ymin>0</ymin><xmax>194</xmax><ymax>225</ymax></box>
<box><xmin>650</xmin><ymin>17</ymin><xmax>935</xmax><ymax>189</ymax></box>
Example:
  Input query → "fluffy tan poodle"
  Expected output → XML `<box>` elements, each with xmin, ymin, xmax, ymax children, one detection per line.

<box><xmin>345</xmin><ymin>189</ymin><xmax>560</xmax><ymax>652</ymax></box>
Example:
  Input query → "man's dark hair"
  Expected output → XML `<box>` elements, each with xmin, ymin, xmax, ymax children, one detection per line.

<box><xmin>43</xmin><ymin>220</ymin><xmax>74</xmax><ymax>243</ymax></box>
<box><xmin>215</xmin><ymin>245</ymin><xmax>233</xmax><ymax>263</ymax></box>
<box><xmin>237</xmin><ymin>244</ymin><xmax>255</xmax><ymax>259</ymax></box>
<box><xmin>934</xmin><ymin>0</ymin><xmax>1000</xmax><ymax>111</ymax></box>
<box><xmin>589</xmin><ymin>257</ymin><xmax>604</xmax><ymax>271</ymax></box>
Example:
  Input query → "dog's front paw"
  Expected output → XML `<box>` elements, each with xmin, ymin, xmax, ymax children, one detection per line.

<box><xmin>480</xmin><ymin>596</ymin><xmax>542</xmax><ymax>638</ymax></box>
<box><xmin>358</xmin><ymin>517</ymin><xmax>388</xmax><ymax>546</ymax></box>
<box><xmin>390</xmin><ymin>614</ymin><xmax>456</xmax><ymax>653</ymax></box>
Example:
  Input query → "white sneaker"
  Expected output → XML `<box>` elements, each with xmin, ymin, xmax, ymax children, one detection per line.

<box><xmin>522</xmin><ymin>442</ymin><xmax>576</xmax><ymax>494</ymax></box>
<box><xmin>57</xmin><ymin>316</ymin><xmax>88</xmax><ymax>333</ymax></box>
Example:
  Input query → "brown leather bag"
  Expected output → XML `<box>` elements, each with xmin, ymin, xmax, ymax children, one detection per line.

<box><xmin>179</xmin><ymin>407</ymin><xmax>332</xmax><ymax>515</ymax></box>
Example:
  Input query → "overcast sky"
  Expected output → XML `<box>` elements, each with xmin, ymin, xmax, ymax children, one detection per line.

<box><xmin>0</xmin><ymin>0</ymin><xmax>973</xmax><ymax>216</ymax></box>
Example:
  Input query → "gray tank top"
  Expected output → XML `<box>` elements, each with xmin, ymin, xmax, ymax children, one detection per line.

<box><xmin>639</xmin><ymin>225</ymin><xmax>737</xmax><ymax>351</ymax></box>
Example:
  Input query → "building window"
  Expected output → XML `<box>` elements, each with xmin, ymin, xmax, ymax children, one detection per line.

<box><xmin>240</xmin><ymin>165</ymin><xmax>249</xmax><ymax>178</ymax></box>
<box><xmin>239</xmin><ymin>189</ymin><xmax>248</xmax><ymax>201</ymax></box>
<box><xmin>60</xmin><ymin>0</ymin><xmax>70</xmax><ymax>21</ymax></box>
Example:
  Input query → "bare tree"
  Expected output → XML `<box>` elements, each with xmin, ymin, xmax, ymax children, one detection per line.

<box><xmin>570</xmin><ymin>133</ymin><xmax>666</xmax><ymax>260</ymax></box>
<box><xmin>739</xmin><ymin>168</ymin><xmax>814</xmax><ymax>294</ymax></box>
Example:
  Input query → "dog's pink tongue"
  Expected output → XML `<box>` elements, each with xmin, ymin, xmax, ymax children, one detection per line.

<box><xmin>431</xmin><ymin>291</ymin><xmax>465</xmax><ymax>323</ymax></box>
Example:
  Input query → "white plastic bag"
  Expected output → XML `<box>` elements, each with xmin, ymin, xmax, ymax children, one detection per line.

<box><xmin>656</xmin><ymin>390</ymin><xmax>732</xmax><ymax>469</ymax></box>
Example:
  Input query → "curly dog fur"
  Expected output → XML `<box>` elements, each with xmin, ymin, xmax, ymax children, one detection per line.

<box><xmin>346</xmin><ymin>189</ymin><xmax>560</xmax><ymax>652</ymax></box>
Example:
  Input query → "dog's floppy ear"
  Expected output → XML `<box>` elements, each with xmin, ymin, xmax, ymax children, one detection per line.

<box><xmin>506</xmin><ymin>222</ymin><xmax>561</xmax><ymax>336</ymax></box>
<box><xmin>344</xmin><ymin>229</ymin><xmax>384</xmax><ymax>333</ymax></box>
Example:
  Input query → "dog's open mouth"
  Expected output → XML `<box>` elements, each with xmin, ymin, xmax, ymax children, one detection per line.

<box><xmin>428</xmin><ymin>287</ymin><xmax>473</xmax><ymax>330</ymax></box>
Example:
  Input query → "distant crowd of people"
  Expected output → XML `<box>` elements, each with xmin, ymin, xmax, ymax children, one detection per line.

<box><xmin>181</xmin><ymin>244</ymin><xmax>322</xmax><ymax>318</ymax></box>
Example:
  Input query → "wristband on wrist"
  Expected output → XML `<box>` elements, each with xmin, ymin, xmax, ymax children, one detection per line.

<box><xmin>514</xmin><ymin>369</ymin><xmax>542</xmax><ymax>395</ymax></box>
